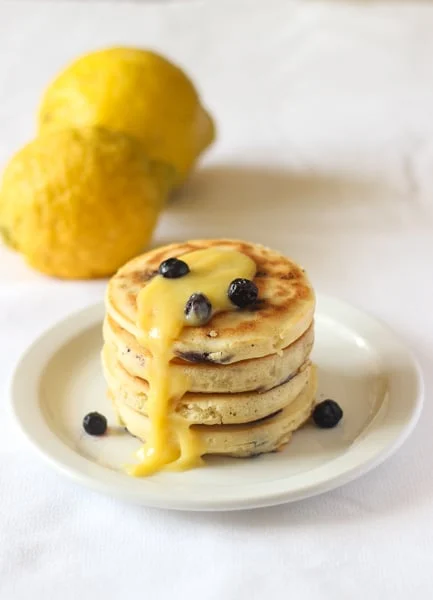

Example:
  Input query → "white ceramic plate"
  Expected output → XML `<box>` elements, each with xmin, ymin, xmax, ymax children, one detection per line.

<box><xmin>9</xmin><ymin>295</ymin><xmax>423</xmax><ymax>511</ymax></box>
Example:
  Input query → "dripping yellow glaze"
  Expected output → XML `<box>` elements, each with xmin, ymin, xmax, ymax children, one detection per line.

<box><xmin>128</xmin><ymin>248</ymin><xmax>256</xmax><ymax>476</ymax></box>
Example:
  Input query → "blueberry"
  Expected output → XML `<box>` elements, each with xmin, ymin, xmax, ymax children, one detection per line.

<box><xmin>185</xmin><ymin>293</ymin><xmax>212</xmax><ymax>326</ymax></box>
<box><xmin>83</xmin><ymin>412</ymin><xmax>107</xmax><ymax>436</ymax></box>
<box><xmin>228</xmin><ymin>278</ymin><xmax>258</xmax><ymax>308</ymax></box>
<box><xmin>159</xmin><ymin>257</ymin><xmax>190</xmax><ymax>279</ymax></box>
<box><xmin>312</xmin><ymin>400</ymin><xmax>343</xmax><ymax>429</ymax></box>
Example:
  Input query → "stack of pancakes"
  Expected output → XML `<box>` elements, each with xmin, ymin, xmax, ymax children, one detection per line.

<box><xmin>103</xmin><ymin>239</ymin><xmax>317</xmax><ymax>458</ymax></box>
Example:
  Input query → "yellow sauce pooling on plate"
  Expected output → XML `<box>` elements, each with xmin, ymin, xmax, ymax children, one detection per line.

<box><xmin>129</xmin><ymin>248</ymin><xmax>256</xmax><ymax>476</ymax></box>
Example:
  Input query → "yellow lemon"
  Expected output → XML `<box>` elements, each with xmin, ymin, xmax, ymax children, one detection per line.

<box><xmin>0</xmin><ymin>127</ymin><xmax>171</xmax><ymax>279</ymax></box>
<box><xmin>38</xmin><ymin>47</ymin><xmax>215</xmax><ymax>185</ymax></box>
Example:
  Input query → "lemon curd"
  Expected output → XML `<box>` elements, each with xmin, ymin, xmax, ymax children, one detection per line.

<box><xmin>129</xmin><ymin>248</ymin><xmax>256</xmax><ymax>476</ymax></box>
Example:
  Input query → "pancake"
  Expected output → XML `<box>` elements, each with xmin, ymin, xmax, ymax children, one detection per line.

<box><xmin>106</xmin><ymin>239</ymin><xmax>315</xmax><ymax>364</ymax></box>
<box><xmin>103</xmin><ymin>315</ymin><xmax>314</xmax><ymax>393</ymax></box>
<box><xmin>102</xmin><ymin>342</ymin><xmax>314</xmax><ymax>425</ymax></box>
<box><xmin>114</xmin><ymin>365</ymin><xmax>317</xmax><ymax>457</ymax></box>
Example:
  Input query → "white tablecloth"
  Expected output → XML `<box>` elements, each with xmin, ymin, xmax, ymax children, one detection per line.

<box><xmin>1</xmin><ymin>1</ymin><xmax>433</xmax><ymax>598</ymax></box>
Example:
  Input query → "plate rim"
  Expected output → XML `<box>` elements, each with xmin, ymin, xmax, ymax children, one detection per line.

<box><xmin>8</xmin><ymin>295</ymin><xmax>425</xmax><ymax>511</ymax></box>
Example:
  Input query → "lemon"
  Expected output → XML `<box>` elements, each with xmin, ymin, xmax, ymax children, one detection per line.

<box><xmin>0</xmin><ymin>127</ymin><xmax>171</xmax><ymax>279</ymax></box>
<box><xmin>38</xmin><ymin>47</ymin><xmax>215</xmax><ymax>185</ymax></box>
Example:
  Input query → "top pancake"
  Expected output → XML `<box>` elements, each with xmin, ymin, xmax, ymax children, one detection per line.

<box><xmin>106</xmin><ymin>239</ymin><xmax>315</xmax><ymax>363</ymax></box>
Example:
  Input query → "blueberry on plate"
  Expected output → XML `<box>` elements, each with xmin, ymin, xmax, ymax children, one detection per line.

<box><xmin>83</xmin><ymin>412</ymin><xmax>107</xmax><ymax>436</ymax></box>
<box><xmin>185</xmin><ymin>293</ymin><xmax>212</xmax><ymax>326</ymax></box>
<box><xmin>228</xmin><ymin>278</ymin><xmax>258</xmax><ymax>308</ymax></box>
<box><xmin>158</xmin><ymin>257</ymin><xmax>190</xmax><ymax>279</ymax></box>
<box><xmin>312</xmin><ymin>400</ymin><xmax>343</xmax><ymax>429</ymax></box>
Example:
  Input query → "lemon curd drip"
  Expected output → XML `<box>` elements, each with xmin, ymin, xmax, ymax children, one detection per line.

<box><xmin>129</xmin><ymin>248</ymin><xmax>256</xmax><ymax>476</ymax></box>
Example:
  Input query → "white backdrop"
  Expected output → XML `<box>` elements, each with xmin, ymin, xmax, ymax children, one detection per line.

<box><xmin>1</xmin><ymin>1</ymin><xmax>433</xmax><ymax>598</ymax></box>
